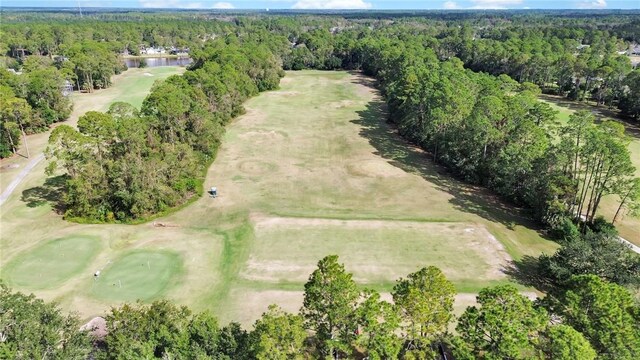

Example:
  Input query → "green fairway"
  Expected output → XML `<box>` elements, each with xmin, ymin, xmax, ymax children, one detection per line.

<box><xmin>90</xmin><ymin>250</ymin><xmax>183</xmax><ymax>302</ymax></box>
<box><xmin>2</xmin><ymin>235</ymin><xmax>101</xmax><ymax>290</ymax></box>
<box><xmin>102</xmin><ymin>67</ymin><xmax>184</xmax><ymax>109</ymax></box>
<box><xmin>1</xmin><ymin>70</ymin><xmax>558</xmax><ymax>324</ymax></box>
<box><xmin>68</xmin><ymin>66</ymin><xmax>186</xmax><ymax>113</ymax></box>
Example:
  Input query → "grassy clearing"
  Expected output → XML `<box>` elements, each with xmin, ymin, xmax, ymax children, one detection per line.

<box><xmin>1</xmin><ymin>70</ymin><xmax>557</xmax><ymax>325</ymax></box>
<box><xmin>540</xmin><ymin>95</ymin><xmax>640</xmax><ymax>244</ymax></box>
<box><xmin>89</xmin><ymin>250</ymin><xmax>183</xmax><ymax>302</ymax></box>
<box><xmin>2</xmin><ymin>235</ymin><xmax>101</xmax><ymax>290</ymax></box>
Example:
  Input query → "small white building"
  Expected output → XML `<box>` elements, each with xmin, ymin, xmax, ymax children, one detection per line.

<box><xmin>143</xmin><ymin>47</ymin><xmax>166</xmax><ymax>55</ymax></box>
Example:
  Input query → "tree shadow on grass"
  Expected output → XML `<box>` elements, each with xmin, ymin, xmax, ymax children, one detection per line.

<box><xmin>351</xmin><ymin>96</ymin><xmax>547</xmax><ymax>237</ymax></box>
<box><xmin>539</xmin><ymin>94</ymin><xmax>640</xmax><ymax>140</ymax></box>
<box><xmin>501</xmin><ymin>256</ymin><xmax>558</xmax><ymax>293</ymax></box>
<box><xmin>21</xmin><ymin>175</ymin><xmax>67</xmax><ymax>214</ymax></box>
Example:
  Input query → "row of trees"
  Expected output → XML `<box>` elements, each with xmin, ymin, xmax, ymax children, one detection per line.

<box><xmin>327</xmin><ymin>31</ymin><xmax>639</xmax><ymax>229</ymax></box>
<box><xmin>4</xmin><ymin>12</ymin><xmax>638</xmax><ymax>110</ymax></box>
<box><xmin>46</xmin><ymin>36</ymin><xmax>283</xmax><ymax>222</ymax></box>
<box><xmin>3</xmin><ymin>255</ymin><xmax>639</xmax><ymax>359</ymax></box>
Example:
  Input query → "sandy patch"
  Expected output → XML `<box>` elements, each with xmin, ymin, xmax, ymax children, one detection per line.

<box><xmin>223</xmin><ymin>289</ymin><xmax>304</xmax><ymax>325</ymax></box>
<box><xmin>237</xmin><ymin>160</ymin><xmax>278</xmax><ymax>175</ymax></box>
<box><xmin>238</xmin><ymin>130</ymin><xmax>286</xmax><ymax>141</ymax></box>
<box><xmin>143</xmin><ymin>72</ymin><xmax>154</xmax><ymax>77</ymax></box>
<box><xmin>0</xmin><ymin>164</ymin><xmax>20</xmax><ymax>171</ymax></box>
<box><xmin>347</xmin><ymin>159</ymin><xmax>406</xmax><ymax>178</ymax></box>
<box><xmin>251</xmin><ymin>214</ymin><xmax>458</xmax><ymax>231</ymax></box>
<box><xmin>264</xmin><ymin>91</ymin><xmax>299</xmax><ymax>97</ymax></box>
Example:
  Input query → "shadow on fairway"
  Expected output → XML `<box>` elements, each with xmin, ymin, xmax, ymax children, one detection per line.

<box><xmin>539</xmin><ymin>94</ymin><xmax>640</xmax><ymax>139</ymax></box>
<box><xmin>501</xmin><ymin>256</ymin><xmax>557</xmax><ymax>293</ymax></box>
<box><xmin>21</xmin><ymin>175</ymin><xmax>67</xmax><ymax>213</ymax></box>
<box><xmin>351</xmin><ymin>96</ymin><xmax>549</xmax><ymax>239</ymax></box>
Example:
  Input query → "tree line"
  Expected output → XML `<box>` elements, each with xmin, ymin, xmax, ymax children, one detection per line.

<box><xmin>2</xmin><ymin>255</ymin><xmax>639</xmax><ymax>359</ymax></box>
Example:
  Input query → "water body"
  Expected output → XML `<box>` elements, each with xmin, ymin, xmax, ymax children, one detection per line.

<box><xmin>124</xmin><ymin>57</ymin><xmax>192</xmax><ymax>68</ymax></box>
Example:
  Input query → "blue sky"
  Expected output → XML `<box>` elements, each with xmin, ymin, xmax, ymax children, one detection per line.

<box><xmin>1</xmin><ymin>0</ymin><xmax>638</xmax><ymax>10</ymax></box>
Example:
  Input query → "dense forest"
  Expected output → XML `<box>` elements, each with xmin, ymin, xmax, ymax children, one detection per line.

<box><xmin>2</xmin><ymin>10</ymin><xmax>640</xmax><ymax>359</ymax></box>
<box><xmin>2</xmin><ymin>254</ymin><xmax>639</xmax><ymax>359</ymax></box>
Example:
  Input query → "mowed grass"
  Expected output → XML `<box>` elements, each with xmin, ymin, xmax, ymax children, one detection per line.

<box><xmin>2</xmin><ymin>70</ymin><xmax>557</xmax><ymax>325</ymax></box>
<box><xmin>540</xmin><ymin>95</ymin><xmax>640</xmax><ymax>245</ymax></box>
<box><xmin>169</xmin><ymin>70</ymin><xmax>557</xmax><ymax>324</ymax></box>
<box><xmin>90</xmin><ymin>250</ymin><xmax>183</xmax><ymax>302</ymax></box>
<box><xmin>2</xmin><ymin>235</ymin><xmax>101</xmax><ymax>290</ymax></box>
<box><xmin>242</xmin><ymin>220</ymin><xmax>508</xmax><ymax>287</ymax></box>
<box><xmin>97</xmin><ymin>66</ymin><xmax>184</xmax><ymax>110</ymax></box>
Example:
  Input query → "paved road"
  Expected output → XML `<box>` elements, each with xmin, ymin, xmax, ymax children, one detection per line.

<box><xmin>620</xmin><ymin>236</ymin><xmax>640</xmax><ymax>254</ymax></box>
<box><xmin>0</xmin><ymin>154</ymin><xmax>44</xmax><ymax>206</ymax></box>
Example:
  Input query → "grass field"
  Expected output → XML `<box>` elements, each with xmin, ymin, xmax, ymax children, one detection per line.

<box><xmin>0</xmin><ymin>70</ymin><xmax>558</xmax><ymax>326</ymax></box>
<box><xmin>90</xmin><ymin>250</ymin><xmax>183</xmax><ymax>302</ymax></box>
<box><xmin>540</xmin><ymin>95</ymin><xmax>640</xmax><ymax>245</ymax></box>
<box><xmin>3</xmin><ymin>235</ymin><xmax>101</xmax><ymax>290</ymax></box>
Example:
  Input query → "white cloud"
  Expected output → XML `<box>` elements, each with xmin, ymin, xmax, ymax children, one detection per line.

<box><xmin>469</xmin><ymin>0</ymin><xmax>523</xmax><ymax>9</ymax></box>
<box><xmin>578</xmin><ymin>0</ymin><xmax>607</xmax><ymax>8</ymax></box>
<box><xmin>443</xmin><ymin>1</ymin><xmax>461</xmax><ymax>9</ymax></box>
<box><xmin>292</xmin><ymin>0</ymin><xmax>372</xmax><ymax>9</ymax></box>
<box><xmin>213</xmin><ymin>1</ymin><xmax>234</xmax><ymax>8</ymax></box>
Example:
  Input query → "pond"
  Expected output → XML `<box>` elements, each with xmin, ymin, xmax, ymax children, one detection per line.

<box><xmin>124</xmin><ymin>57</ymin><xmax>192</xmax><ymax>68</ymax></box>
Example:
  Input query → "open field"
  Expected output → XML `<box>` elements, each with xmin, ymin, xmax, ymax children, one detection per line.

<box><xmin>540</xmin><ymin>95</ymin><xmax>640</xmax><ymax>245</ymax></box>
<box><xmin>0</xmin><ymin>70</ymin><xmax>557</xmax><ymax>326</ymax></box>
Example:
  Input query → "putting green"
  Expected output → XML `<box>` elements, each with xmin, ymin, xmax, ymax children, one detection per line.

<box><xmin>2</xmin><ymin>235</ymin><xmax>101</xmax><ymax>290</ymax></box>
<box><xmin>90</xmin><ymin>250</ymin><xmax>183</xmax><ymax>302</ymax></box>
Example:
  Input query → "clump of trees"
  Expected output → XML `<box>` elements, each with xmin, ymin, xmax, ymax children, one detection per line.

<box><xmin>46</xmin><ymin>37</ymin><xmax>283</xmax><ymax>222</ymax></box>
<box><xmin>3</xmin><ymin>255</ymin><xmax>639</xmax><ymax>359</ymax></box>
<box><xmin>60</xmin><ymin>40</ymin><xmax>126</xmax><ymax>92</ymax></box>
<box><xmin>0</xmin><ymin>58</ymin><xmax>71</xmax><ymax>158</ymax></box>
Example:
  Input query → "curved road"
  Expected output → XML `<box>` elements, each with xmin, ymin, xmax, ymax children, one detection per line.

<box><xmin>0</xmin><ymin>154</ymin><xmax>45</xmax><ymax>206</ymax></box>
<box><xmin>621</xmin><ymin>236</ymin><xmax>640</xmax><ymax>254</ymax></box>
